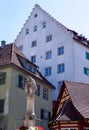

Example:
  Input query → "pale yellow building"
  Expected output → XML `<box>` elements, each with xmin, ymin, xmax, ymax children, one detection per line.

<box><xmin>0</xmin><ymin>43</ymin><xmax>55</xmax><ymax>130</ymax></box>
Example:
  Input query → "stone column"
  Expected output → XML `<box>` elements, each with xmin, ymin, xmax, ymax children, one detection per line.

<box><xmin>24</xmin><ymin>76</ymin><xmax>37</xmax><ymax>129</ymax></box>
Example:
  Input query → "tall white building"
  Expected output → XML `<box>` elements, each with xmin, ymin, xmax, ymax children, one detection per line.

<box><xmin>15</xmin><ymin>4</ymin><xmax>89</xmax><ymax>99</ymax></box>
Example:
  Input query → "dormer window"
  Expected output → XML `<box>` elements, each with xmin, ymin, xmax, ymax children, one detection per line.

<box><xmin>25</xmin><ymin>28</ymin><xmax>29</xmax><ymax>35</ymax></box>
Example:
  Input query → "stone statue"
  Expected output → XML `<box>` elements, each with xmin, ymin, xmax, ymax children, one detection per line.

<box><xmin>24</xmin><ymin>76</ymin><xmax>37</xmax><ymax>130</ymax></box>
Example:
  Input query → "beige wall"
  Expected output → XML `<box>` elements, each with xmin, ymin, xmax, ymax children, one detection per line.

<box><xmin>0</xmin><ymin>66</ymin><xmax>53</xmax><ymax>130</ymax></box>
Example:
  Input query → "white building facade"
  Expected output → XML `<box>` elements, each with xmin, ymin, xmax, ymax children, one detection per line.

<box><xmin>15</xmin><ymin>4</ymin><xmax>89</xmax><ymax>99</ymax></box>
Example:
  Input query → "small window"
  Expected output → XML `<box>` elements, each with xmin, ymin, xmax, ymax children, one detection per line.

<box><xmin>25</xmin><ymin>28</ymin><xmax>29</xmax><ymax>35</ymax></box>
<box><xmin>45</xmin><ymin>50</ymin><xmax>52</xmax><ymax>59</ymax></box>
<box><xmin>33</xmin><ymin>25</ymin><xmax>37</xmax><ymax>32</ymax></box>
<box><xmin>45</xmin><ymin>67</ymin><xmax>52</xmax><ymax>76</ymax></box>
<box><xmin>19</xmin><ymin>45</ymin><xmax>23</xmax><ymax>51</ymax></box>
<box><xmin>46</xmin><ymin>35</ymin><xmax>52</xmax><ymax>42</ymax></box>
<box><xmin>41</xmin><ymin>109</ymin><xmax>51</xmax><ymax>121</ymax></box>
<box><xmin>58</xmin><ymin>46</ymin><xmax>64</xmax><ymax>55</ymax></box>
<box><xmin>42</xmin><ymin>22</ymin><xmax>46</xmax><ymax>28</ymax></box>
<box><xmin>31</xmin><ymin>40</ymin><xmax>37</xmax><ymax>47</ymax></box>
<box><xmin>0</xmin><ymin>100</ymin><xmax>4</xmax><ymax>113</ymax></box>
<box><xmin>0</xmin><ymin>72</ymin><xmax>6</xmax><ymax>85</ymax></box>
<box><xmin>57</xmin><ymin>63</ymin><xmax>65</xmax><ymax>73</ymax></box>
<box><xmin>35</xmin><ymin>85</ymin><xmax>40</xmax><ymax>96</ymax></box>
<box><xmin>84</xmin><ymin>67</ymin><xmax>89</xmax><ymax>76</ymax></box>
<box><xmin>34</xmin><ymin>13</ymin><xmax>38</xmax><ymax>17</ymax></box>
<box><xmin>31</xmin><ymin>55</ymin><xmax>36</xmax><ymax>63</ymax></box>
<box><xmin>18</xmin><ymin>75</ymin><xmax>25</xmax><ymax>89</ymax></box>
<box><xmin>43</xmin><ymin>88</ymin><xmax>48</xmax><ymax>100</ymax></box>
<box><xmin>86</xmin><ymin>52</ymin><xmax>89</xmax><ymax>60</ymax></box>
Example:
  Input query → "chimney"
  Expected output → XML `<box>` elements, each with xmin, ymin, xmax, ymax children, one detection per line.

<box><xmin>1</xmin><ymin>40</ymin><xmax>6</xmax><ymax>47</ymax></box>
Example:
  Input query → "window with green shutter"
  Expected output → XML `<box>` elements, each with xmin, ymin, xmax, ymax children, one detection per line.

<box><xmin>0</xmin><ymin>100</ymin><xmax>4</xmax><ymax>113</ymax></box>
<box><xmin>18</xmin><ymin>75</ymin><xmax>25</xmax><ymax>89</ymax></box>
<box><xmin>86</xmin><ymin>52</ymin><xmax>89</xmax><ymax>60</ymax></box>
<box><xmin>84</xmin><ymin>67</ymin><xmax>89</xmax><ymax>76</ymax></box>
<box><xmin>0</xmin><ymin>72</ymin><xmax>6</xmax><ymax>85</ymax></box>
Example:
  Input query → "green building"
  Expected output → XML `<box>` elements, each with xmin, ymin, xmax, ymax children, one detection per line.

<box><xmin>0</xmin><ymin>43</ymin><xmax>55</xmax><ymax>130</ymax></box>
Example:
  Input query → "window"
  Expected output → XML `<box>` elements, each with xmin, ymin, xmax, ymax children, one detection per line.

<box><xmin>25</xmin><ymin>28</ymin><xmax>29</xmax><ymax>35</ymax></box>
<box><xmin>35</xmin><ymin>85</ymin><xmax>40</xmax><ymax>96</ymax></box>
<box><xmin>33</xmin><ymin>25</ymin><xmax>37</xmax><ymax>32</ymax></box>
<box><xmin>0</xmin><ymin>72</ymin><xmax>6</xmax><ymax>85</ymax></box>
<box><xmin>31</xmin><ymin>40</ymin><xmax>37</xmax><ymax>47</ymax></box>
<box><xmin>31</xmin><ymin>55</ymin><xmax>36</xmax><ymax>63</ymax></box>
<box><xmin>86</xmin><ymin>52</ymin><xmax>89</xmax><ymax>60</ymax></box>
<box><xmin>34</xmin><ymin>13</ymin><xmax>38</xmax><ymax>17</ymax></box>
<box><xmin>57</xmin><ymin>81</ymin><xmax>62</xmax><ymax>90</ymax></box>
<box><xmin>0</xmin><ymin>100</ymin><xmax>4</xmax><ymax>113</ymax></box>
<box><xmin>45</xmin><ymin>50</ymin><xmax>52</xmax><ymax>59</ymax></box>
<box><xmin>84</xmin><ymin>67</ymin><xmax>89</xmax><ymax>76</ymax></box>
<box><xmin>46</xmin><ymin>35</ymin><xmax>52</xmax><ymax>42</ymax></box>
<box><xmin>18</xmin><ymin>75</ymin><xmax>25</xmax><ymax>89</ymax></box>
<box><xmin>45</xmin><ymin>67</ymin><xmax>52</xmax><ymax>76</ymax></box>
<box><xmin>41</xmin><ymin>109</ymin><xmax>51</xmax><ymax>121</ymax></box>
<box><xmin>43</xmin><ymin>88</ymin><xmax>48</xmax><ymax>100</ymax></box>
<box><xmin>19</xmin><ymin>45</ymin><xmax>23</xmax><ymax>51</ymax></box>
<box><xmin>57</xmin><ymin>63</ymin><xmax>65</xmax><ymax>73</ymax></box>
<box><xmin>58</xmin><ymin>46</ymin><xmax>64</xmax><ymax>55</ymax></box>
<box><xmin>42</xmin><ymin>22</ymin><xmax>46</xmax><ymax>28</ymax></box>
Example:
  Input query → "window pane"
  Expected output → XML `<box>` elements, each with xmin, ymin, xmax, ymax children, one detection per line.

<box><xmin>57</xmin><ymin>63</ymin><xmax>65</xmax><ymax>73</ymax></box>
<box><xmin>58</xmin><ymin>46</ymin><xmax>64</xmax><ymax>55</ymax></box>
<box><xmin>0</xmin><ymin>72</ymin><xmax>6</xmax><ymax>85</ymax></box>
<box><xmin>43</xmin><ymin>88</ymin><xmax>48</xmax><ymax>100</ymax></box>
<box><xmin>31</xmin><ymin>40</ymin><xmax>37</xmax><ymax>47</ymax></box>
<box><xmin>45</xmin><ymin>67</ymin><xmax>51</xmax><ymax>76</ymax></box>
<box><xmin>25</xmin><ymin>28</ymin><xmax>29</xmax><ymax>35</ymax></box>
<box><xmin>35</xmin><ymin>85</ymin><xmax>40</xmax><ymax>96</ymax></box>
<box><xmin>33</xmin><ymin>25</ymin><xmax>37</xmax><ymax>32</ymax></box>
<box><xmin>45</xmin><ymin>51</ymin><xmax>52</xmax><ymax>59</ymax></box>
<box><xmin>46</xmin><ymin>35</ymin><xmax>52</xmax><ymax>42</ymax></box>
<box><xmin>42</xmin><ymin>22</ymin><xmax>46</xmax><ymax>28</ymax></box>
<box><xmin>31</xmin><ymin>55</ymin><xmax>36</xmax><ymax>63</ymax></box>
<box><xmin>18</xmin><ymin>75</ymin><xmax>25</xmax><ymax>89</ymax></box>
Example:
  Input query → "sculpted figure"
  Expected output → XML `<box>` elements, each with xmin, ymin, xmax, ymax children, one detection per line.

<box><xmin>24</xmin><ymin>76</ymin><xmax>37</xmax><ymax>129</ymax></box>
<box><xmin>25</xmin><ymin>76</ymin><xmax>37</xmax><ymax>95</ymax></box>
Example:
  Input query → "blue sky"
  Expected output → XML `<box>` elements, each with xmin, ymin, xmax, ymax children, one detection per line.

<box><xmin>0</xmin><ymin>0</ymin><xmax>89</xmax><ymax>44</ymax></box>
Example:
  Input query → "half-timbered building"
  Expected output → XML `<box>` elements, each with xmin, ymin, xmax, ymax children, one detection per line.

<box><xmin>49</xmin><ymin>81</ymin><xmax>89</xmax><ymax>130</ymax></box>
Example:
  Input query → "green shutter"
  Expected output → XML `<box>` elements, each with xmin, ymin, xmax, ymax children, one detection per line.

<box><xmin>84</xmin><ymin>67</ymin><xmax>87</xmax><ymax>75</ymax></box>
<box><xmin>0</xmin><ymin>100</ymin><xmax>4</xmax><ymax>113</ymax></box>
<box><xmin>86</xmin><ymin>52</ymin><xmax>89</xmax><ymax>60</ymax></box>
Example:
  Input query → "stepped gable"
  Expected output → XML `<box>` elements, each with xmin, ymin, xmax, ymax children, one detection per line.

<box><xmin>15</xmin><ymin>4</ymin><xmax>89</xmax><ymax>47</ymax></box>
<box><xmin>0</xmin><ymin>43</ymin><xmax>55</xmax><ymax>89</ymax></box>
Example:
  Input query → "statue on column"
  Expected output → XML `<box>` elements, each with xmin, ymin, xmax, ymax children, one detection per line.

<box><xmin>24</xmin><ymin>76</ymin><xmax>37</xmax><ymax>130</ymax></box>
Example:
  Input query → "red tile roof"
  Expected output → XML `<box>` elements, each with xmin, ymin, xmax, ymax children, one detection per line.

<box><xmin>64</xmin><ymin>81</ymin><xmax>89</xmax><ymax>119</ymax></box>
<box><xmin>0</xmin><ymin>43</ymin><xmax>55</xmax><ymax>89</ymax></box>
<box><xmin>52</xmin><ymin>81</ymin><xmax>89</xmax><ymax>122</ymax></box>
